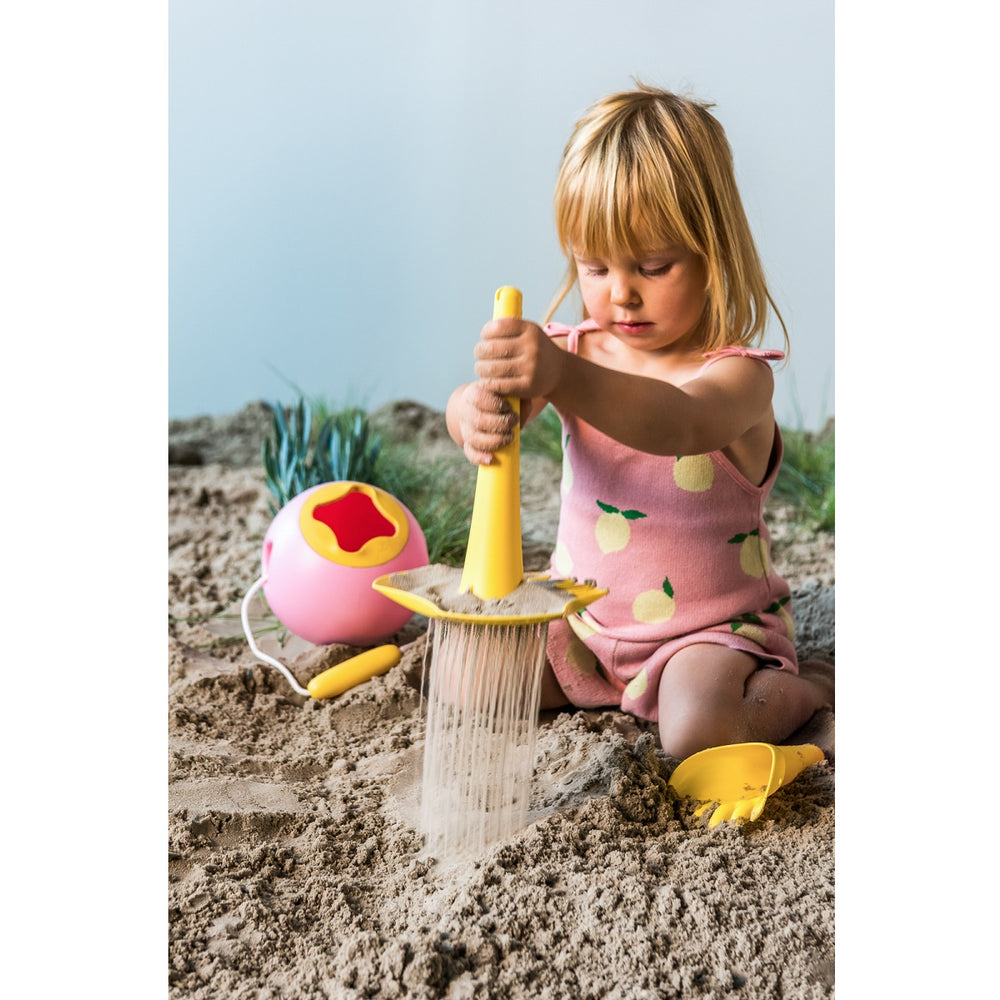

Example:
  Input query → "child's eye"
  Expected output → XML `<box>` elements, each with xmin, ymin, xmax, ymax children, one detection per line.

<box><xmin>639</xmin><ymin>263</ymin><xmax>672</xmax><ymax>277</ymax></box>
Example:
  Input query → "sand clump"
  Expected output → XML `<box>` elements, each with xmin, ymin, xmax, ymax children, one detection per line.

<box><xmin>378</xmin><ymin>564</ymin><xmax>597</xmax><ymax>619</ymax></box>
<box><xmin>168</xmin><ymin>402</ymin><xmax>835</xmax><ymax>999</ymax></box>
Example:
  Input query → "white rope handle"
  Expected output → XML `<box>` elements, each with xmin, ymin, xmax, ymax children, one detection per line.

<box><xmin>240</xmin><ymin>576</ymin><xmax>312</xmax><ymax>697</ymax></box>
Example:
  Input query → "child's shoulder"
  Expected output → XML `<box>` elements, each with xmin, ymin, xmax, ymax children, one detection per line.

<box><xmin>684</xmin><ymin>348</ymin><xmax>779</xmax><ymax>442</ymax></box>
<box><xmin>688</xmin><ymin>346</ymin><xmax>783</xmax><ymax>390</ymax></box>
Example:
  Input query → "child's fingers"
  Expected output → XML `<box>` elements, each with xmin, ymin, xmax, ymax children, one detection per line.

<box><xmin>473</xmin><ymin>347</ymin><xmax>528</xmax><ymax>390</ymax></box>
<box><xmin>473</xmin><ymin>340</ymin><xmax>519</xmax><ymax>366</ymax></box>
<box><xmin>473</xmin><ymin>320</ymin><xmax>558</xmax><ymax>399</ymax></box>
<box><xmin>464</xmin><ymin>382</ymin><xmax>515</xmax><ymax>422</ymax></box>
<box><xmin>480</xmin><ymin>317</ymin><xmax>525</xmax><ymax>341</ymax></box>
<box><xmin>463</xmin><ymin>440</ymin><xmax>501</xmax><ymax>466</ymax></box>
<box><xmin>461</xmin><ymin>424</ymin><xmax>514</xmax><ymax>465</ymax></box>
<box><xmin>474</xmin><ymin>358</ymin><xmax>532</xmax><ymax>398</ymax></box>
<box><xmin>457</xmin><ymin>384</ymin><xmax>516</xmax><ymax>464</ymax></box>
<box><xmin>475</xmin><ymin>373</ymin><xmax>521</xmax><ymax>398</ymax></box>
<box><xmin>468</xmin><ymin>407</ymin><xmax>516</xmax><ymax>438</ymax></box>
<box><xmin>476</xmin><ymin>320</ymin><xmax>535</xmax><ymax>367</ymax></box>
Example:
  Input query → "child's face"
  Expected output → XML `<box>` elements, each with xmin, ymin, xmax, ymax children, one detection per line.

<box><xmin>573</xmin><ymin>246</ymin><xmax>708</xmax><ymax>354</ymax></box>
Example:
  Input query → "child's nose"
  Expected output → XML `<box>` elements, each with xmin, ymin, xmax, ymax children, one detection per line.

<box><xmin>610</xmin><ymin>272</ymin><xmax>639</xmax><ymax>306</ymax></box>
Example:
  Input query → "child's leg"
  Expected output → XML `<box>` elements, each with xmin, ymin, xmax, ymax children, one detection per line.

<box><xmin>539</xmin><ymin>662</ymin><xmax>571</xmax><ymax>710</ymax></box>
<box><xmin>657</xmin><ymin>643</ymin><xmax>834</xmax><ymax>759</ymax></box>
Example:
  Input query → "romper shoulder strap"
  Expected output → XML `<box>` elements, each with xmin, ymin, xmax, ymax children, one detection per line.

<box><xmin>544</xmin><ymin>319</ymin><xmax>601</xmax><ymax>355</ymax></box>
<box><xmin>697</xmin><ymin>346</ymin><xmax>785</xmax><ymax>374</ymax></box>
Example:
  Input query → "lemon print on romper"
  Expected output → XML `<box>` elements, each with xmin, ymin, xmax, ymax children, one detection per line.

<box><xmin>561</xmin><ymin>433</ymin><xmax>573</xmax><ymax>495</ymax></box>
<box><xmin>552</xmin><ymin>539</ymin><xmax>574</xmax><ymax>576</ymax></box>
<box><xmin>765</xmin><ymin>596</ymin><xmax>795</xmax><ymax>640</ymax></box>
<box><xmin>632</xmin><ymin>576</ymin><xmax>676</xmax><ymax>624</ymax></box>
<box><xmin>595</xmin><ymin>500</ymin><xmax>647</xmax><ymax>553</ymax></box>
<box><xmin>564</xmin><ymin>621</ymin><xmax>598</xmax><ymax>677</ymax></box>
<box><xmin>624</xmin><ymin>668</ymin><xmax>649</xmax><ymax>699</ymax></box>
<box><xmin>568</xmin><ymin>612</ymin><xmax>604</xmax><ymax>640</ymax></box>
<box><xmin>728</xmin><ymin>528</ymin><xmax>769</xmax><ymax>578</ymax></box>
<box><xmin>673</xmin><ymin>454</ymin><xmax>714</xmax><ymax>492</ymax></box>
<box><xmin>730</xmin><ymin>613</ymin><xmax>768</xmax><ymax>647</ymax></box>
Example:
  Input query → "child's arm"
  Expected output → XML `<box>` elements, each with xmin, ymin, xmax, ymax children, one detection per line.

<box><xmin>473</xmin><ymin>318</ymin><xmax>774</xmax><ymax>457</ymax></box>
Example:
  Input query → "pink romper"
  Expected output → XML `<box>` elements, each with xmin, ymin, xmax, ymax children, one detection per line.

<box><xmin>543</xmin><ymin>320</ymin><xmax>798</xmax><ymax>723</ymax></box>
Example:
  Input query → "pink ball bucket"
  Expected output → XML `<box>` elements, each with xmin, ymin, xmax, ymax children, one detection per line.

<box><xmin>261</xmin><ymin>481</ymin><xmax>429</xmax><ymax>646</ymax></box>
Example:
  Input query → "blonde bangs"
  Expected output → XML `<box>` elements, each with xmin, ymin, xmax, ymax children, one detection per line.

<box><xmin>554</xmin><ymin>120</ymin><xmax>699</xmax><ymax>263</ymax></box>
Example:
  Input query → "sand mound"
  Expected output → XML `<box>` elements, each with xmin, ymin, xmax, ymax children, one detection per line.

<box><xmin>168</xmin><ymin>402</ymin><xmax>835</xmax><ymax>999</ymax></box>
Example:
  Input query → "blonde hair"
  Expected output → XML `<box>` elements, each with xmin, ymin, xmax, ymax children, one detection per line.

<box><xmin>545</xmin><ymin>84</ymin><xmax>788</xmax><ymax>356</ymax></box>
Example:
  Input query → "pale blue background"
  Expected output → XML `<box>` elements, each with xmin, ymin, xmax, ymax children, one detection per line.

<box><xmin>169</xmin><ymin>0</ymin><xmax>833</xmax><ymax>428</ymax></box>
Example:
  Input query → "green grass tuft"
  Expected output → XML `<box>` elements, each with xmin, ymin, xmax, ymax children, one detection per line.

<box><xmin>774</xmin><ymin>419</ymin><xmax>835</xmax><ymax>532</ymax></box>
<box><xmin>520</xmin><ymin>404</ymin><xmax>565</xmax><ymax>462</ymax></box>
<box><xmin>261</xmin><ymin>400</ymin><xmax>382</xmax><ymax>516</ymax></box>
<box><xmin>372</xmin><ymin>445</ymin><xmax>475</xmax><ymax>567</ymax></box>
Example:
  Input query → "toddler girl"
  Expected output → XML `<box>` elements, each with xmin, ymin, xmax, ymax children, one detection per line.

<box><xmin>446</xmin><ymin>85</ymin><xmax>833</xmax><ymax>759</ymax></box>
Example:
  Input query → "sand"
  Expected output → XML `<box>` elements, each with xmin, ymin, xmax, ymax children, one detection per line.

<box><xmin>377</xmin><ymin>564</ymin><xmax>601</xmax><ymax>619</ymax></box>
<box><xmin>168</xmin><ymin>401</ymin><xmax>835</xmax><ymax>999</ymax></box>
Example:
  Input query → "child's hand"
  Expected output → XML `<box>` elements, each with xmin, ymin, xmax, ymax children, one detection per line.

<box><xmin>451</xmin><ymin>381</ymin><xmax>519</xmax><ymax>466</ymax></box>
<box><xmin>473</xmin><ymin>318</ymin><xmax>564</xmax><ymax>402</ymax></box>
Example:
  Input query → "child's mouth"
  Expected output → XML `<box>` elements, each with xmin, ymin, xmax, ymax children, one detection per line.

<box><xmin>615</xmin><ymin>321</ymin><xmax>652</xmax><ymax>335</ymax></box>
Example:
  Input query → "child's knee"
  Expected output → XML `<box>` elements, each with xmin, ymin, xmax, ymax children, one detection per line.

<box><xmin>656</xmin><ymin>644</ymin><xmax>759</xmax><ymax>757</ymax></box>
<box><xmin>657</xmin><ymin>681</ymin><xmax>721</xmax><ymax>759</ymax></box>
<box><xmin>658</xmin><ymin>709</ymin><xmax>734</xmax><ymax>760</ymax></box>
<box><xmin>656</xmin><ymin>679</ymin><xmax>745</xmax><ymax>758</ymax></box>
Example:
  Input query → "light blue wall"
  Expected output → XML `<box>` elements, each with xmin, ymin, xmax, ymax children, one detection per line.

<box><xmin>169</xmin><ymin>0</ymin><xmax>833</xmax><ymax>428</ymax></box>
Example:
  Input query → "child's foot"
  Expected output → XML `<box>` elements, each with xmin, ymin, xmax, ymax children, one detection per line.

<box><xmin>789</xmin><ymin>706</ymin><xmax>835</xmax><ymax>761</ymax></box>
<box><xmin>790</xmin><ymin>659</ymin><xmax>835</xmax><ymax>760</ymax></box>
<box><xmin>798</xmin><ymin>657</ymin><xmax>835</xmax><ymax>711</ymax></box>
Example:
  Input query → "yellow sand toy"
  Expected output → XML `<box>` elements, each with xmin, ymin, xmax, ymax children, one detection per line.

<box><xmin>372</xmin><ymin>286</ymin><xmax>608</xmax><ymax>856</ymax></box>
<box><xmin>372</xmin><ymin>286</ymin><xmax>607</xmax><ymax>626</ymax></box>
<box><xmin>667</xmin><ymin>742</ymin><xmax>825</xmax><ymax>828</ymax></box>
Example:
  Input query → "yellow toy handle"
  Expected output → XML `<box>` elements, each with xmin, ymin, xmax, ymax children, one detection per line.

<box><xmin>306</xmin><ymin>644</ymin><xmax>401</xmax><ymax>699</ymax></box>
<box><xmin>459</xmin><ymin>286</ymin><xmax>524</xmax><ymax>599</ymax></box>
